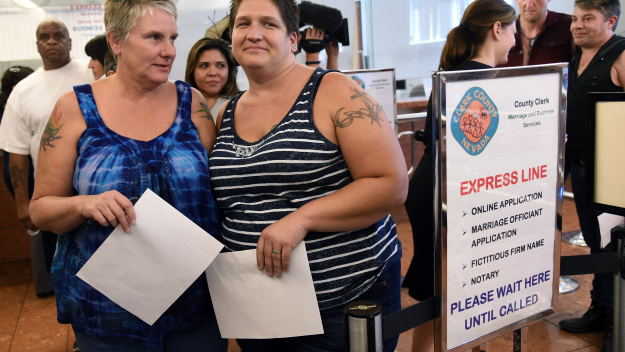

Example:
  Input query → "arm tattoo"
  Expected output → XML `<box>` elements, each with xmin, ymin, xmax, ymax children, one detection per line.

<box><xmin>334</xmin><ymin>89</ymin><xmax>384</xmax><ymax>128</ymax></box>
<box><xmin>9</xmin><ymin>165</ymin><xmax>23</xmax><ymax>188</ymax></box>
<box><xmin>194</xmin><ymin>103</ymin><xmax>213</xmax><ymax>121</ymax></box>
<box><xmin>40</xmin><ymin>105</ymin><xmax>63</xmax><ymax>152</ymax></box>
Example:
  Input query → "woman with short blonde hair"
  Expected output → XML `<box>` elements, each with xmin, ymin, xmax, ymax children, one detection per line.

<box><xmin>30</xmin><ymin>0</ymin><xmax>226</xmax><ymax>350</ymax></box>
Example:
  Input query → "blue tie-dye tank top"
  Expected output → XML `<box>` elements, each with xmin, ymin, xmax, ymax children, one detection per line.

<box><xmin>52</xmin><ymin>81</ymin><xmax>221</xmax><ymax>346</ymax></box>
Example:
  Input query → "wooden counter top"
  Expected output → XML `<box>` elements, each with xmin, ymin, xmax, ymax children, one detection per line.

<box><xmin>397</xmin><ymin>96</ymin><xmax>428</xmax><ymax>110</ymax></box>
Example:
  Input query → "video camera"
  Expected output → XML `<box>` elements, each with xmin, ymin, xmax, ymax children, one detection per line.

<box><xmin>299</xmin><ymin>1</ymin><xmax>350</xmax><ymax>50</ymax></box>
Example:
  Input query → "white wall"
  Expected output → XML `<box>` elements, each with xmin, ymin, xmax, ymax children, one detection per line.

<box><xmin>4</xmin><ymin>0</ymin><xmax>625</xmax><ymax>87</ymax></box>
<box><xmin>171</xmin><ymin>0</ymin><xmax>231</xmax><ymax>82</ymax></box>
<box><xmin>548</xmin><ymin>0</ymin><xmax>575</xmax><ymax>14</ymax></box>
<box><xmin>370</xmin><ymin>0</ymin><xmax>442</xmax><ymax>83</ymax></box>
<box><xmin>0</xmin><ymin>5</ymin><xmax>104</xmax><ymax>73</ymax></box>
<box><xmin>367</xmin><ymin>0</ymin><xmax>625</xmax><ymax>84</ymax></box>
<box><xmin>368</xmin><ymin>0</ymin><xmax>580</xmax><ymax>84</ymax></box>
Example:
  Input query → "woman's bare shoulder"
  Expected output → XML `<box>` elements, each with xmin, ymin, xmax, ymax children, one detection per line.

<box><xmin>317</xmin><ymin>71</ymin><xmax>361</xmax><ymax>95</ymax></box>
<box><xmin>55</xmin><ymin>90</ymin><xmax>86</xmax><ymax>126</ymax></box>
<box><xmin>314</xmin><ymin>71</ymin><xmax>365</xmax><ymax>109</ymax></box>
<box><xmin>189</xmin><ymin>86</ymin><xmax>206</xmax><ymax>104</ymax></box>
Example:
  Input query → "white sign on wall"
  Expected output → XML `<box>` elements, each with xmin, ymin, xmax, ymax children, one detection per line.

<box><xmin>436</xmin><ymin>64</ymin><xmax>566</xmax><ymax>351</ymax></box>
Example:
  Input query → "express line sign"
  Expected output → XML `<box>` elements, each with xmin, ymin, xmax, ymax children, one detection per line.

<box><xmin>437</xmin><ymin>66</ymin><xmax>566</xmax><ymax>351</ymax></box>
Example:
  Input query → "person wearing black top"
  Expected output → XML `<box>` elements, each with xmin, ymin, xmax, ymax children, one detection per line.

<box><xmin>557</xmin><ymin>1</ymin><xmax>625</xmax><ymax>351</ymax></box>
<box><xmin>402</xmin><ymin>0</ymin><xmax>517</xmax><ymax>350</ymax></box>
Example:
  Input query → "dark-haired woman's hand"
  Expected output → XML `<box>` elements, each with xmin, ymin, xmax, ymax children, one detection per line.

<box><xmin>256</xmin><ymin>212</ymin><xmax>309</xmax><ymax>278</ymax></box>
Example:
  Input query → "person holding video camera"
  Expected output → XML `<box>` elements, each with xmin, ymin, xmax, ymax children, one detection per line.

<box><xmin>297</xmin><ymin>1</ymin><xmax>348</xmax><ymax>70</ymax></box>
<box><xmin>300</xmin><ymin>27</ymin><xmax>339</xmax><ymax>69</ymax></box>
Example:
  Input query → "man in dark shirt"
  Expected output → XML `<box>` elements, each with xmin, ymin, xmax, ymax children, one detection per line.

<box><xmin>499</xmin><ymin>0</ymin><xmax>574</xmax><ymax>67</ymax></box>
<box><xmin>558</xmin><ymin>1</ymin><xmax>625</xmax><ymax>351</ymax></box>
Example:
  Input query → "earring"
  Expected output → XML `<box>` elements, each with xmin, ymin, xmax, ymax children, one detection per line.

<box><xmin>292</xmin><ymin>45</ymin><xmax>297</xmax><ymax>50</ymax></box>
<box><xmin>497</xmin><ymin>36</ymin><xmax>500</xmax><ymax>40</ymax></box>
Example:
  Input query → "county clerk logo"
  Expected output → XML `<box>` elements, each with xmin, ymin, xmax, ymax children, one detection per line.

<box><xmin>450</xmin><ymin>87</ymin><xmax>499</xmax><ymax>156</ymax></box>
<box><xmin>350</xmin><ymin>75</ymin><xmax>366</xmax><ymax>89</ymax></box>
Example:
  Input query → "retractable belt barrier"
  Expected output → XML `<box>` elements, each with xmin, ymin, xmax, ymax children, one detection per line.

<box><xmin>381</xmin><ymin>295</ymin><xmax>441</xmax><ymax>341</ymax></box>
<box><xmin>560</xmin><ymin>252</ymin><xmax>621</xmax><ymax>276</ymax></box>
<box><xmin>346</xmin><ymin>226</ymin><xmax>625</xmax><ymax>349</ymax></box>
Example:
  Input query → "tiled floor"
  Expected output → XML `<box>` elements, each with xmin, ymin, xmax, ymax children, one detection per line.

<box><xmin>0</xmin><ymin>195</ymin><xmax>607</xmax><ymax>352</ymax></box>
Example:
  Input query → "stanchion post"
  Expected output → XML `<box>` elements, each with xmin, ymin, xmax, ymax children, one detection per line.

<box><xmin>512</xmin><ymin>327</ymin><xmax>528</xmax><ymax>352</ymax></box>
<box><xmin>345</xmin><ymin>301</ymin><xmax>383</xmax><ymax>352</ymax></box>
<box><xmin>612</xmin><ymin>225</ymin><xmax>625</xmax><ymax>352</ymax></box>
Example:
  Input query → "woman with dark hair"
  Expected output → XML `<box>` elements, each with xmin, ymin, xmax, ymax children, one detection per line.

<box><xmin>84</xmin><ymin>34</ymin><xmax>109</xmax><ymax>80</ymax></box>
<box><xmin>1</xmin><ymin>65</ymin><xmax>34</xmax><ymax>120</ymax></box>
<box><xmin>403</xmin><ymin>0</ymin><xmax>516</xmax><ymax>351</ymax></box>
<box><xmin>208</xmin><ymin>0</ymin><xmax>407</xmax><ymax>350</ymax></box>
<box><xmin>103</xmin><ymin>51</ymin><xmax>117</xmax><ymax>77</ymax></box>
<box><xmin>185</xmin><ymin>37</ymin><xmax>240</xmax><ymax>118</ymax></box>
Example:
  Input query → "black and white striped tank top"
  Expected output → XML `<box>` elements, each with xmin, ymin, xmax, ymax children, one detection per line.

<box><xmin>208</xmin><ymin>68</ymin><xmax>401</xmax><ymax>310</ymax></box>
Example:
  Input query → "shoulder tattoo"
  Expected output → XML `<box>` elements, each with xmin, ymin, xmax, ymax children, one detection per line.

<box><xmin>40</xmin><ymin>104</ymin><xmax>63</xmax><ymax>152</ymax></box>
<box><xmin>334</xmin><ymin>88</ymin><xmax>384</xmax><ymax>128</ymax></box>
<box><xmin>194</xmin><ymin>102</ymin><xmax>213</xmax><ymax>121</ymax></box>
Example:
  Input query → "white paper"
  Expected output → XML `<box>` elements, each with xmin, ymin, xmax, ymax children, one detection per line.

<box><xmin>599</xmin><ymin>213</ymin><xmax>624</xmax><ymax>248</ymax></box>
<box><xmin>205</xmin><ymin>242</ymin><xmax>323</xmax><ymax>339</ymax></box>
<box><xmin>77</xmin><ymin>188</ymin><xmax>224</xmax><ymax>325</ymax></box>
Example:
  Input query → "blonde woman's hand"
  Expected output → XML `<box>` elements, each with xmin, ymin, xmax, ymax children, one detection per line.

<box><xmin>82</xmin><ymin>190</ymin><xmax>136</xmax><ymax>233</ymax></box>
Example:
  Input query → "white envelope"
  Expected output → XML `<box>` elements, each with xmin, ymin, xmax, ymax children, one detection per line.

<box><xmin>77</xmin><ymin>188</ymin><xmax>224</xmax><ymax>325</ymax></box>
<box><xmin>205</xmin><ymin>242</ymin><xmax>323</xmax><ymax>339</ymax></box>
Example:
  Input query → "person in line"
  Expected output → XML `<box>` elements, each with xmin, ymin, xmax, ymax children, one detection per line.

<box><xmin>1</xmin><ymin>65</ymin><xmax>34</xmax><ymax>196</ymax></box>
<box><xmin>557</xmin><ymin>1</ymin><xmax>625</xmax><ymax>351</ymax></box>
<box><xmin>0</xmin><ymin>18</ymin><xmax>93</xmax><ymax>298</ymax></box>
<box><xmin>85</xmin><ymin>34</ymin><xmax>109</xmax><ymax>80</ymax></box>
<box><xmin>185</xmin><ymin>37</ymin><xmax>240</xmax><ymax>118</ymax></box>
<box><xmin>499</xmin><ymin>0</ymin><xmax>574</xmax><ymax>67</ymax></box>
<box><xmin>29</xmin><ymin>0</ymin><xmax>226</xmax><ymax>350</ymax></box>
<box><xmin>402</xmin><ymin>1</ymin><xmax>517</xmax><ymax>351</ymax></box>
<box><xmin>209</xmin><ymin>0</ymin><xmax>408</xmax><ymax>350</ymax></box>
<box><xmin>0</xmin><ymin>66</ymin><xmax>34</xmax><ymax>123</ymax></box>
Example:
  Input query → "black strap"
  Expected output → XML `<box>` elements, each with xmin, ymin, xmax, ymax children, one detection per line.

<box><xmin>598</xmin><ymin>36</ymin><xmax>625</xmax><ymax>58</ymax></box>
<box><xmin>585</xmin><ymin>36</ymin><xmax>625</xmax><ymax>70</ymax></box>
<box><xmin>378</xmin><ymin>252</ymin><xmax>620</xmax><ymax>341</ymax></box>
<box><xmin>560</xmin><ymin>252</ymin><xmax>621</xmax><ymax>276</ymax></box>
<box><xmin>382</xmin><ymin>295</ymin><xmax>440</xmax><ymax>341</ymax></box>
